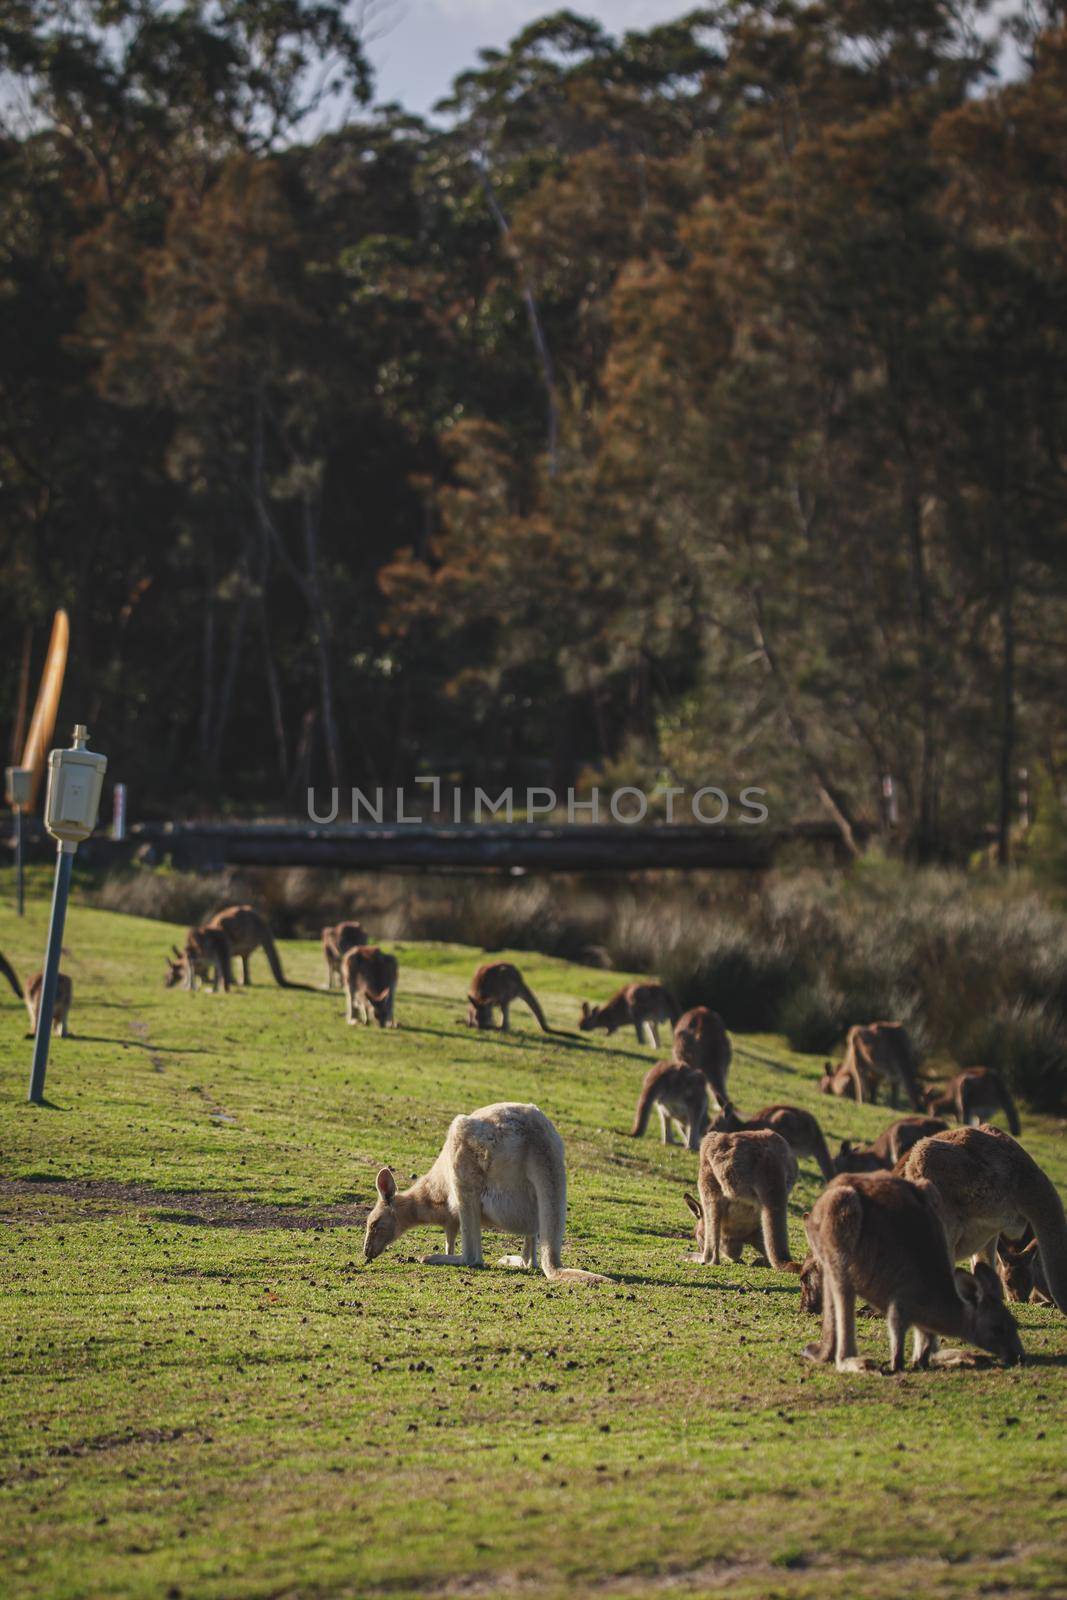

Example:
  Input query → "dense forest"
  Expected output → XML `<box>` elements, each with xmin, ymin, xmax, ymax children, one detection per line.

<box><xmin>2</xmin><ymin>1</ymin><xmax>1066</xmax><ymax>858</ymax></box>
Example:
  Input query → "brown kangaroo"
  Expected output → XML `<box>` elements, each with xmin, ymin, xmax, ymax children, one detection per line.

<box><xmin>467</xmin><ymin>962</ymin><xmax>550</xmax><ymax>1033</ymax></box>
<box><xmin>833</xmin><ymin>1115</ymin><xmax>949</xmax><ymax>1175</ymax></box>
<box><xmin>686</xmin><ymin>1127</ymin><xmax>798</xmax><ymax>1270</ymax></box>
<box><xmin>166</xmin><ymin>905</ymin><xmax>286</xmax><ymax>991</ymax></box>
<box><xmin>630</xmin><ymin>1060</ymin><xmax>708</xmax><ymax>1150</ymax></box>
<box><xmin>819</xmin><ymin>1058</ymin><xmax>873</xmax><ymax>1102</ymax></box>
<box><xmin>580</xmin><ymin>982</ymin><xmax>678</xmax><ymax>1047</ymax></box>
<box><xmin>322</xmin><ymin>921</ymin><xmax>369</xmax><ymax>989</ymax></box>
<box><xmin>924</xmin><ymin>1068</ymin><xmax>1020</xmax><ymax>1135</ymax></box>
<box><xmin>823</xmin><ymin>1023</ymin><xmax>922</xmax><ymax>1110</ymax></box>
<box><xmin>25</xmin><ymin>971</ymin><xmax>73</xmax><ymax>1038</ymax></box>
<box><xmin>0</xmin><ymin>950</ymin><xmax>23</xmax><ymax>1001</ymax></box>
<box><xmin>711</xmin><ymin>1102</ymin><xmax>834</xmax><ymax>1182</ymax></box>
<box><xmin>166</xmin><ymin>927</ymin><xmax>232</xmax><ymax>992</ymax></box>
<box><xmin>899</xmin><ymin>1125</ymin><xmax>1067</xmax><ymax>1314</ymax></box>
<box><xmin>802</xmin><ymin>1172</ymin><xmax>1023</xmax><ymax>1372</ymax></box>
<box><xmin>343</xmin><ymin>946</ymin><xmax>398</xmax><ymax>1028</ymax></box>
<box><xmin>672</xmin><ymin>1007</ymin><xmax>732</xmax><ymax>1108</ymax></box>
<box><xmin>997</xmin><ymin>1232</ymin><xmax>1051</xmax><ymax>1306</ymax></box>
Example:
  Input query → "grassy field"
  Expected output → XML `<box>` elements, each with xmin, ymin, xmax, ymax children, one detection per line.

<box><xmin>0</xmin><ymin>896</ymin><xmax>1065</xmax><ymax>1600</ymax></box>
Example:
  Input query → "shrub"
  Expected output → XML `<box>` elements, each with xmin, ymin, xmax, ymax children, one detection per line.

<box><xmin>957</xmin><ymin>1003</ymin><xmax>1067</xmax><ymax>1114</ymax></box>
<box><xmin>779</xmin><ymin>977</ymin><xmax>846</xmax><ymax>1056</ymax></box>
<box><xmin>661</xmin><ymin>930</ymin><xmax>796</xmax><ymax>1034</ymax></box>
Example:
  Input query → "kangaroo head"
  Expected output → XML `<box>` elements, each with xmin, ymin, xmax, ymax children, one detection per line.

<box><xmin>955</xmin><ymin>1262</ymin><xmax>1024</xmax><ymax>1365</ymax></box>
<box><xmin>996</xmin><ymin>1239</ymin><xmax>1036</xmax><ymax>1304</ymax></box>
<box><xmin>368</xmin><ymin>988</ymin><xmax>392</xmax><ymax>1024</ymax></box>
<box><xmin>467</xmin><ymin>994</ymin><xmax>493</xmax><ymax>1029</ymax></box>
<box><xmin>832</xmin><ymin>1139</ymin><xmax>881</xmax><ymax>1174</ymax></box>
<box><xmin>708</xmin><ymin>1103</ymin><xmax>742</xmax><ymax>1134</ymax></box>
<box><xmin>579</xmin><ymin>1001</ymin><xmax>598</xmax><ymax>1032</ymax></box>
<box><xmin>683</xmin><ymin>1192</ymin><xmax>703</xmax><ymax>1251</ymax></box>
<box><xmin>364</xmin><ymin>1168</ymin><xmax>401</xmax><ymax>1262</ymax></box>
<box><xmin>164</xmin><ymin>947</ymin><xmax>186</xmax><ymax>988</ymax></box>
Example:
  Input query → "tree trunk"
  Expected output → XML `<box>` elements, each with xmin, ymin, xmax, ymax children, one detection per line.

<box><xmin>474</xmin><ymin>158</ymin><xmax>559</xmax><ymax>476</ymax></box>
<box><xmin>199</xmin><ymin>552</ymin><xmax>216</xmax><ymax>767</ymax></box>
<box><xmin>302</xmin><ymin>493</ymin><xmax>342</xmax><ymax>788</ymax></box>
<box><xmin>210</xmin><ymin>591</ymin><xmax>248</xmax><ymax>780</ymax></box>
<box><xmin>996</xmin><ymin>500</ymin><xmax>1016</xmax><ymax>867</ymax></box>
<box><xmin>257</xmin><ymin>595</ymin><xmax>288</xmax><ymax>786</ymax></box>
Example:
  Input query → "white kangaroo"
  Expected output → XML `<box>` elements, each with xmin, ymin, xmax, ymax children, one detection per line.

<box><xmin>363</xmin><ymin>1102</ymin><xmax>608</xmax><ymax>1283</ymax></box>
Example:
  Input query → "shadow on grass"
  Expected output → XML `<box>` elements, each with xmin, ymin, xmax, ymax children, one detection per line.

<box><xmin>78</xmin><ymin>1036</ymin><xmax>211</xmax><ymax>1053</ymax></box>
<box><xmin>399</xmin><ymin>1019</ymin><xmax>653</xmax><ymax>1065</ymax></box>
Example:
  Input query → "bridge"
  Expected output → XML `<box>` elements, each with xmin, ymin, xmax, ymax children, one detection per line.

<box><xmin>3</xmin><ymin>818</ymin><xmax>871</xmax><ymax>872</ymax></box>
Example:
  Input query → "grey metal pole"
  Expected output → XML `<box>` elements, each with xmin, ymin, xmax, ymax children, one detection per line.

<box><xmin>27</xmin><ymin>845</ymin><xmax>74</xmax><ymax>1104</ymax></box>
<box><xmin>15</xmin><ymin>807</ymin><xmax>24</xmax><ymax>917</ymax></box>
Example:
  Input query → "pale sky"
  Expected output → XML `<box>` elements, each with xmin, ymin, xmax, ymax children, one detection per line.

<box><xmin>367</xmin><ymin>0</ymin><xmax>700</xmax><ymax>116</ymax></box>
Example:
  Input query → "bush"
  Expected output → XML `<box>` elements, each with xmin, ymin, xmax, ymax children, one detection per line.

<box><xmin>958</xmin><ymin>1003</ymin><xmax>1067</xmax><ymax>1114</ymax></box>
<box><xmin>779</xmin><ymin>977</ymin><xmax>846</xmax><ymax>1055</ymax></box>
<box><xmin>661</xmin><ymin>930</ymin><xmax>796</xmax><ymax>1034</ymax></box>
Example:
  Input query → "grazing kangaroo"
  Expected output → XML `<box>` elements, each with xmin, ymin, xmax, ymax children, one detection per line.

<box><xmin>579</xmin><ymin>982</ymin><xmax>678</xmax><ymax>1047</ymax></box>
<box><xmin>899</xmin><ymin>1125</ymin><xmax>1067</xmax><ymax>1313</ymax></box>
<box><xmin>686</xmin><ymin>1127</ymin><xmax>798</xmax><ymax>1269</ymax></box>
<box><xmin>802</xmin><ymin>1172</ymin><xmax>1023</xmax><ymax>1372</ymax></box>
<box><xmin>846</xmin><ymin>1022</ymin><xmax>923</xmax><ymax>1109</ymax></box>
<box><xmin>0</xmin><ymin>950</ymin><xmax>23</xmax><ymax>1001</ymax></box>
<box><xmin>343</xmin><ymin>946</ymin><xmax>398</xmax><ymax>1027</ymax></box>
<box><xmin>467</xmin><ymin>962</ymin><xmax>550</xmax><ymax>1033</ymax></box>
<box><xmin>819</xmin><ymin>1058</ymin><xmax>872</xmax><ymax>1102</ymax></box>
<box><xmin>166</xmin><ymin>927</ymin><xmax>233</xmax><ymax>992</ymax></box>
<box><xmin>672</xmin><ymin>1007</ymin><xmax>732</xmax><ymax>1108</ymax></box>
<box><xmin>833</xmin><ymin>1115</ymin><xmax>949</xmax><ymax>1175</ymax></box>
<box><xmin>25</xmin><ymin>971</ymin><xmax>73</xmax><ymax>1038</ymax></box>
<box><xmin>363</xmin><ymin>1102</ymin><xmax>608</xmax><ymax>1283</ymax></box>
<box><xmin>997</xmin><ymin>1232</ymin><xmax>1051</xmax><ymax>1306</ymax></box>
<box><xmin>321</xmin><ymin>921</ymin><xmax>369</xmax><ymax>989</ymax></box>
<box><xmin>166</xmin><ymin>905</ymin><xmax>286</xmax><ymax>991</ymax></box>
<box><xmin>924</xmin><ymin>1068</ymin><xmax>1020</xmax><ymax>1135</ymax></box>
<box><xmin>630</xmin><ymin>1060</ymin><xmax>708</xmax><ymax>1150</ymax></box>
<box><xmin>711</xmin><ymin>1103</ymin><xmax>835</xmax><ymax>1182</ymax></box>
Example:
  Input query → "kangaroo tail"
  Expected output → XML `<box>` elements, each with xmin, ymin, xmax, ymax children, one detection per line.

<box><xmin>759</xmin><ymin>1179</ymin><xmax>794</xmax><ymax>1270</ymax></box>
<box><xmin>518</xmin><ymin>981</ymin><xmax>551</xmax><ymax>1033</ymax></box>
<box><xmin>630</xmin><ymin>1077</ymin><xmax>657</xmax><ymax>1138</ymax></box>
<box><xmin>0</xmin><ymin>951</ymin><xmax>23</xmax><ymax>1001</ymax></box>
<box><xmin>811</xmin><ymin>1126</ymin><xmax>836</xmax><ymax>1183</ymax></box>
<box><xmin>262</xmin><ymin>930</ymin><xmax>288</xmax><ymax>987</ymax></box>
<box><xmin>541</xmin><ymin>1264</ymin><xmax>611</xmax><ymax>1284</ymax></box>
<box><xmin>528</xmin><ymin>1144</ymin><xmax>606</xmax><ymax>1282</ymax></box>
<box><xmin>1020</xmin><ymin>1161</ymin><xmax>1067</xmax><ymax>1314</ymax></box>
<box><xmin>996</xmin><ymin>1075</ymin><xmax>1021</xmax><ymax>1137</ymax></box>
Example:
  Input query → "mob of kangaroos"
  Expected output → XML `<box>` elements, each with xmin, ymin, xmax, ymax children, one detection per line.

<box><xmin>149</xmin><ymin>909</ymin><xmax>1063</xmax><ymax>1371</ymax></box>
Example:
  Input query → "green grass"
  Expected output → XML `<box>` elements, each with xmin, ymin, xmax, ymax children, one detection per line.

<box><xmin>0</xmin><ymin>894</ymin><xmax>1065</xmax><ymax>1599</ymax></box>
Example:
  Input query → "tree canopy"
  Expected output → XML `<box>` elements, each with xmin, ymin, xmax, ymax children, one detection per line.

<box><xmin>2</xmin><ymin>1</ymin><xmax>1066</xmax><ymax>857</ymax></box>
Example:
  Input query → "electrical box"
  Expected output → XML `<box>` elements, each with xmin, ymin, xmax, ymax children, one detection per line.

<box><xmin>44</xmin><ymin>726</ymin><xmax>107</xmax><ymax>850</ymax></box>
<box><xmin>5</xmin><ymin>767</ymin><xmax>32</xmax><ymax>810</ymax></box>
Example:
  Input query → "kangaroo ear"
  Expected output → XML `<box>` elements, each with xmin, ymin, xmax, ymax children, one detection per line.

<box><xmin>839</xmin><ymin>1140</ymin><xmax>852</xmax><ymax>1155</ymax></box>
<box><xmin>171</xmin><ymin>945</ymin><xmax>182</xmax><ymax>958</ymax></box>
<box><xmin>683</xmin><ymin>1192</ymin><xmax>701</xmax><ymax>1218</ymax></box>
<box><xmin>375</xmin><ymin>1168</ymin><xmax>397</xmax><ymax>1204</ymax></box>
<box><xmin>580</xmin><ymin>1002</ymin><xmax>590</xmax><ymax>1018</ymax></box>
<box><xmin>954</xmin><ymin>1268</ymin><xmax>980</xmax><ymax>1306</ymax></box>
<box><xmin>467</xmin><ymin>994</ymin><xmax>478</xmax><ymax>1007</ymax></box>
<box><xmin>972</xmin><ymin>1260</ymin><xmax>1004</xmax><ymax>1301</ymax></box>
